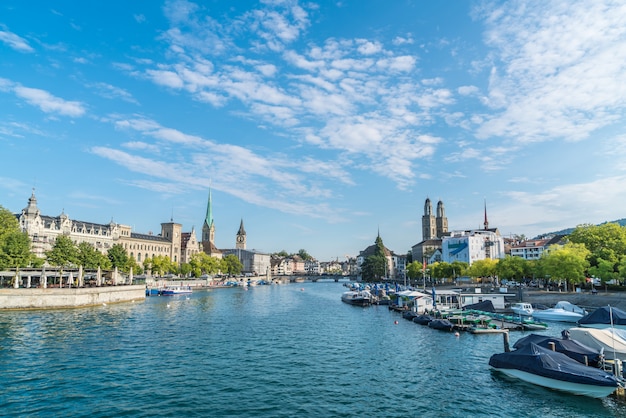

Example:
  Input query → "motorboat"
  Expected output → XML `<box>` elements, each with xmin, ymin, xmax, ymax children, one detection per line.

<box><xmin>511</xmin><ymin>303</ymin><xmax>534</xmax><ymax>317</ymax></box>
<box><xmin>402</xmin><ymin>310</ymin><xmax>419</xmax><ymax>321</ymax></box>
<box><xmin>532</xmin><ymin>301</ymin><xmax>587</xmax><ymax>323</ymax></box>
<box><xmin>578</xmin><ymin>306</ymin><xmax>626</xmax><ymax>330</ymax></box>
<box><xmin>412</xmin><ymin>314</ymin><xmax>434</xmax><ymax>325</ymax></box>
<box><xmin>160</xmin><ymin>285</ymin><xmax>192</xmax><ymax>296</ymax></box>
<box><xmin>489</xmin><ymin>342</ymin><xmax>620</xmax><ymax>398</ymax></box>
<box><xmin>341</xmin><ymin>290</ymin><xmax>372</xmax><ymax>306</ymax></box>
<box><xmin>428</xmin><ymin>319</ymin><xmax>454</xmax><ymax>331</ymax></box>
<box><xmin>566</xmin><ymin>327</ymin><xmax>626</xmax><ymax>361</ymax></box>
<box><xmin>514</xmin><ymin>332</ymin><xmax>603</xmax><ymax>367</ymax></box>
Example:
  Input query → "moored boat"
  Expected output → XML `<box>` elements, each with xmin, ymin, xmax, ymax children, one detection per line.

<box><xmin>511</xmin><ymin>303</ymin><xmax>534</xmax><ymax>317</ymax></box>
<box><xmin>532</xmin><ymin>309</ymin><xmax>584</xmax><ymax>323</ymax></box>
<box><xmin>160</xmin><ymin>285</ymin><xmax>193</xmax><ymax>296</ymax></box>
<box><xmin>514</xmin><ymin>332</ymin><xmax>603</xmax><ymax>367</ymax></box>
<box><xmin>341</xmin><ymin>290</ymin><xmax>372</xmax><ymax>306</ymax></box>
<box><xmin>428</xmin><ymin>318</ymin><xmax>454</xmax><ymax>331</ymax></box>
<box><xmin>578</xmin><ymin>306</ymin><xmax>626</xmax><ymax>330</ymax></box>
<box><xmin>566</xmin><ymin>327</ymin><xmax>626</xmax><ymax>361</ymax></box>
<box><xmin>489</xmin><ymin>342</ymin><xmax>620</xmax><ymax>398</ymax></box>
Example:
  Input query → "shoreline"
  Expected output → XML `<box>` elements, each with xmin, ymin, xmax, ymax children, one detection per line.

<box><xmin>521</xmin><ymin>289</ymin><xmax>626</xmax><ymax>311</ymax></box>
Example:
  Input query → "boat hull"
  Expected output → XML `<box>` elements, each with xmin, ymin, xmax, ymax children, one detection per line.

<box><xmin>491</xmin><ymin>368</ymin><xmax>617</xmax><ymax>398</ymax></box>
<box><xmin>341</xmin><ymin>291</ymin><xmax>371</xmax><ymax>306</ymax></box>
<box><xmin>532</xmin><ymin>309</ymin><xmax>583</xmax><ymax>323</ymax></box>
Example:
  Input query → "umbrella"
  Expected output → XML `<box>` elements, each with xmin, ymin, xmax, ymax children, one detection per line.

<box><xmin>96</xmin><ymin>266</ymin><xmax>102</xmax><ymax>286</ymax></box>
<box><xmin>68</xmin><ymin>272</ymin><xmax>73</xmax><ymax>288</ymax></box>
<box><xmin>78</xmin><ymin>265</ymin><xmax>83</xmax><ymax>287</ymax></box>
<box><xmin>129</xmin><ymin>267</ymin><xmax>133</xmax><ymax>285</ymax></box>
<box><xmin>432</xmin><ymin>286</ymin><xmax>437</xmax><ymax>309</ymax></box>
<box><xmin>42</xmin><ymin>269</ymin><xmax>47</xmax><ymax>288</ymax></box>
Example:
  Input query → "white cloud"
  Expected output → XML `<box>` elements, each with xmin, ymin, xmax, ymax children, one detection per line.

<box><xmin>0</xmin><ymin>29</ymin><xmax>34</xmax><ymax>52</ymax></box>
<box><xmin>13</xmin><ymin>86</ymin><xmax>86</xmax><ymax>117</ymax></box>
<box><xmin>475</xmin><ymin>1</ymin><xmax>626</xmax><ymax>143</ymax></box>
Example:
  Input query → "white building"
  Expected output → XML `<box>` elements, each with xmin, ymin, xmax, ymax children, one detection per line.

<box><xmin>510</xmin><ymin>235</ymin><xmax>565</xmax><ymax>260</ymax></box>
<box><xmin>442</xmin><ymin>230</ymin><xmax>505</xmax><ymax>266</ymax></box>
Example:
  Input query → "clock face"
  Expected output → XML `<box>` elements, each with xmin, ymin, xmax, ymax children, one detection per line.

<box><xmin>237</xmin><ymin>235</ymin><xmax>244</xmax><ymax>242</ymax></box>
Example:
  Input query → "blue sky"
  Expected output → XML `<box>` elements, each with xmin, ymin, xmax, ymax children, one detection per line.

<box><xmin>2</xmin><ymin>0</ymin><xmax>626</xmax><ymax>262</ymax></box>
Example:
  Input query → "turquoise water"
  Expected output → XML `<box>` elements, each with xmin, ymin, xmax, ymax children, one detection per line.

<box><xmin>1</xmin><ymin>281</ymin><xmax>625</xmax><ymax>417</ymax></box>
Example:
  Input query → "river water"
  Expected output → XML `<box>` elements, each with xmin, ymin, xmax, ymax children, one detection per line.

<box><xmin>1</xmin><ymin>281</ymin><xmax>625</xmax><ymax>417</ymax></box>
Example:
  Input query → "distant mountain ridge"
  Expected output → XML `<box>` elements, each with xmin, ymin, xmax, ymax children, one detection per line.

<box><xmin>540</xmin><ymin>219</ymin><xmax>626</xmax><ymax>238</ymax></box>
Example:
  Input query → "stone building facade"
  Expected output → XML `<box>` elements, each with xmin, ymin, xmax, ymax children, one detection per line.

<box><xmin>16</xmin><ymin>191</ymin><xmax>199</xmax><ymax>267</ymax></box>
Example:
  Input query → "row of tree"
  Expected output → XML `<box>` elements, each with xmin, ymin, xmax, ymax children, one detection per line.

<box><xmin>0</xmin><ymin>206</ymin><xmax>243</xmax><ymax>278</ymax></box>
<box><xmin>363</xmin><ymin>223</ymin><xmax>626</xmax><ymax>290</ymax></box>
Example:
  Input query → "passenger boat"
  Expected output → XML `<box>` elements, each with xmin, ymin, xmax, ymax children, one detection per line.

<box><xmin>511</xmin><ymin>303</ymin><xmax>534</xmax><ymax>317</ymax></box>
<box><xmin>160</xmin><ymin>286</ymin><xmax>193</xmax><ymax>296</ymax></box>
<box><xmin>341</xmin><ymin>290</ymin><xmax>372</xmax><ymax>306</ymax></box>
<box><xmin>489</xmin><ymin>342</ymin><xmax>620</xmax><ymax>398</ymax></box>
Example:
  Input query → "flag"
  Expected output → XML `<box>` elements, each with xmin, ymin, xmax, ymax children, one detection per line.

<box><xmin>431</xmin><ymin>286</ymin><xmax>437</xmax><ymax>309</ymax></box>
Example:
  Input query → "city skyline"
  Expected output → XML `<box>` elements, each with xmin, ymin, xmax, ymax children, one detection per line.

<box><xmin>2</xmin><ymin>1</ymin><xmax>626</xmax><ymax>261</ymax></box>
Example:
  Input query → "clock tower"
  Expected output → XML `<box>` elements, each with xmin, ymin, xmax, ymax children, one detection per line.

<box><xmin>236</xmin><ymin>219</ymin><xmax>246</xmax><ymax>250</ymax></box>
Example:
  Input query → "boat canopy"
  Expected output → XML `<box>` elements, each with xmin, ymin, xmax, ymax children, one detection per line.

<box><xmin>462</xmin><ymin>300</ymin><xmax>495</xmax><ymax>312</ymax></box>
<box><xmin>489</xmin><ymin>342</ymin><xmax>619</xmax><ymax>388</ymax></box>
<box><xmin>513</xmin><ymin>333</ymin><xmax>603</xmax><ymax>367</ymax></box>
<box><xmin>578</xmin><ymin>306</ymin><xmax>626</xmax><ymax>327</ymax></box>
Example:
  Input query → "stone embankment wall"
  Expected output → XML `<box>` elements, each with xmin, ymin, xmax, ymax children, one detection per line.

<box><xmin>522</xmin><ymin>289</ymin><xmax>626</xmax><ymax>311</ymax></box>
<box><xmin>0</xmin><ymin>285</ymin><xmax>146</xmax><ymax>310</ymax></box>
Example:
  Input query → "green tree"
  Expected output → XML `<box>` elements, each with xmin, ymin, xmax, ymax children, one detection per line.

<box><xmin>77</xmin><ymin>242</ymin><xmax>111</xmax><ymax>270</ymax></box>
<box><xmin>0</xmin><ymin>206</ymin><xmax>34</xmax><ymax>270</ymax></box>
<box><xmin>46</xmin><ymin>235</ymin><xmax>79</xmax><ymax>286</ymax></box>
<box><xmin>360</xmin><ymin>253</ymin><xmax>386</xmax><ymax>282</ymax></box>
<box><xmin>145</xmin><ymin>255</ymin><xmax>176</xmax><ymax>277</ymax></box>
<box><xmin>107</xmin><ymin>244</ymin><xmax>130</xmax><ymax>272</ymax></box>
<box><xmin>0</xmin><ymin>229</ymin><xmax>32</xmax><ymax>270</ymax></box>
<box><xmin>189</xmin><ymin>252</ymin><xmax>222</xmax><ymax>277</ymax></box>
<box><xmin>467</xmin><ymin>259</ymin><xmax>498</xmax><ymax>281</ymax></box>
<box><xmin>297</xmin><ymin>249</ymin><xmax>313</xmax><ymax>261</ymax></box>
<box><xmin>568</xmin><ymin>223</ymin><xmax>626</xmax><ymax>267</ymax></box>
<box><xmin>539</xmin><ymin>243</ymin><xmax>590</xmax><ymax>291</ymax></box>
<box><xmin>406</xmin><ymin>261</ymin><xmax>422</xmax><ymax>281</ymax></box>
<box><xmin>588</xmin><ymin>258</ymin><xmax>618</xmax><ymax>285</ymax></box>
<box><xmin>222</xmin><ymin>254</ymin><xmax>243</xmax><ymax>276</ymax></box>
<box><xmin>496</xmin><ymin>256</ymin><xmax>529</xmax><ymax>283</ymax></box>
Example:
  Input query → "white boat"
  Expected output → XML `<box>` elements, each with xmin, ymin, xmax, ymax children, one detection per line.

<box><xmin>567</xmin><ymin>327</ymin><xmax>626</xmax><ymax>361</ymax></box>
<box><xmin>511</xmin><ymin>303</ymin><xmax>534</xmax><ymax>317</ymax></box>
<box><xmin>160</xmin><ymin>285</ymin><xmax>193</xmax><ymax>296</ymax></box>
<box><xmin>489</xmin><ymin>342</ymin><xmax>620</xmax><ymax>398</ymax></box>
<box><xmin>532</xmin><ymin>302</ymin><xmax>587</xmax><ymax>323</ymax></box>
<box><xmin>341</xmin><ymin>290</ymin><xmax>372</xmax><ymax>306</ymax></box>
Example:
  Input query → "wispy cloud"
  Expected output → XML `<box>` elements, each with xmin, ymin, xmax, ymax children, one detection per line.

<box><xmin>0</xmin><ymin>28</ymin><xmax>34</xmax><ymax>52</ymax></box>
<box><xmin>93</xmin><ymin>116</ymin><xmax>353</xmax><ymax>220</ymax></box>
<box><xmin>473</xmin><ymin>1</ymin><xmax>626</xmax><ymax>143</ymax></box>
<box><xmin>128</xmin><ymin>0</ymin><xmax>455</xmax><ymax>190</ymax></box>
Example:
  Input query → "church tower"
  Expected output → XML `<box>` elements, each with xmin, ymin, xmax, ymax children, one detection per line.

<box><xmin>483</xmin><ymin>199</ymin><xmax>489</xmax><ymax>230</ymax></box>
<box><xmin>422</xmin><ymin>198</ymin><xmax>436</xmax><ymax>240</ymax></box>
<box><xmin>236</xmin><ymin>219</ymin><xmax>246</xmax><ymax>250</ymax></box>
<box><xmin>201</xmin><ymin>189</ymin><xmax>215</xmax><ymax>245</ymax></box>
<box><xmin>436</xmin><ymin>199</ymin><xmax>448</xmax><ymax>238</ymax></box>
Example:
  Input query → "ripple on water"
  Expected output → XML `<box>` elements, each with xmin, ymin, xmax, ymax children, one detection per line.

<box><xmin>0</xmin><ymin>283</ymin><xmax>625</xmax><ymax>417</ymax></box>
